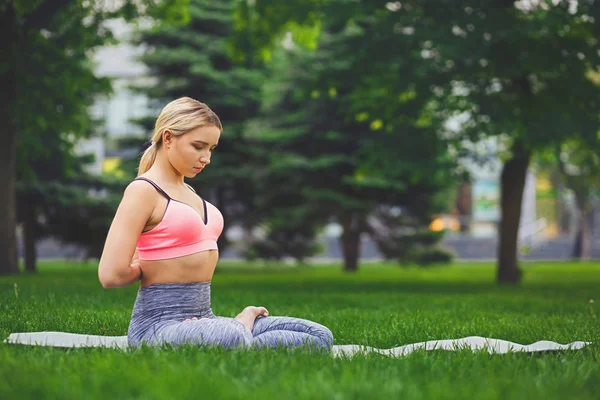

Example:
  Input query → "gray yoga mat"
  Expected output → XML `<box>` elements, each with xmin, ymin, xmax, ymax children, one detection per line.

<box><xmin>3</xmin><ymin>332</ymin><xmax>591</xmax><ymax>357</ymax></box>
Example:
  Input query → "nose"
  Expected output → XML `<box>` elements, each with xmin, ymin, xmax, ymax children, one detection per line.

<box><xmin>200</xmin><ymin>152</ymin><xmax>211</xmax><ymax>165</ymax></box>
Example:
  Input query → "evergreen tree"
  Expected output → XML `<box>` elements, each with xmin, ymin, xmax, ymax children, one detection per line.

<box><xmin>132</xmin><ymin>0</ymin><xmax>265</xmax><ymax>253</ymax></box>
<box><xmin>0</xmin><ymin>0</ymin><xmax>188</xmax><ymax>275</ymax></box>
<box><xmin>255</xmin><ymin>34</ymin><xmax>455</xmax><ymax>271</ymax></box>
<box><xmin>12</xmin><ymin>1</ymin><xmax>112</xmax><ymax>272</ymax></box>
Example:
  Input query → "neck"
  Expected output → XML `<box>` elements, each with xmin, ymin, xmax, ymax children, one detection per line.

<box><xmin>147</xmin><ymin>148</ymin><xmax>185</xmax><ymax>185</ymax></box>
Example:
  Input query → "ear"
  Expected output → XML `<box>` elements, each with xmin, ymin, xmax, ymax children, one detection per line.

<box><xmin>162</xmin><ymin>129</ymin><xmax>174</xmax><ymax>146</ymax></box>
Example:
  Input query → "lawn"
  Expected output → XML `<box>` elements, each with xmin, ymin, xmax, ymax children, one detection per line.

<box><xmin>1</xmin><ymin>260</ymin><xmax>599</xmax><ymax>399</ymax></box>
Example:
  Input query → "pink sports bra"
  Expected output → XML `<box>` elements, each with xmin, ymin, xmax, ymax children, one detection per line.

<box><xmin>134</xmin><ymin>177</ymin><xmax>224</xmax><ymax>261</ymax></box>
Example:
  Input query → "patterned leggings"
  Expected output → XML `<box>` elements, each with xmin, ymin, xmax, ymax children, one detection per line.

<box><xmin>127</xmin><ymin>282</ymin><xmax>334</xmax><ymax>351</ymax></box>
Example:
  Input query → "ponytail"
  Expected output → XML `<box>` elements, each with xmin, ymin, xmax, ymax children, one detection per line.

<box><xmin>137</xmin><ymin>143</ymin><xmax>158</xmax><ymax>176</ymax></box>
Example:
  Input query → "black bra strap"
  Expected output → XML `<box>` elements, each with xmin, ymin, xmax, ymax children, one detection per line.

<box><xmin>202</xmin><ymin>198</ymin><xmax>208</xmax><ymax>224</ymax></box>
<box><xmin>134</xmin><ymin>177</ymin><xmax>171</xmax><ymax>200</ymax></box>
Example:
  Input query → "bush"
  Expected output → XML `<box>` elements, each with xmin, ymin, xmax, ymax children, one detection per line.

<box><xmin>243</xmin><ymin>229</ymin><xmax>323</xmax><ymax>263</ymax></box>
<box><xmin>414</xmin><ymin>247</ymin><xmax>455</xmax><ymax>266</ymax></box>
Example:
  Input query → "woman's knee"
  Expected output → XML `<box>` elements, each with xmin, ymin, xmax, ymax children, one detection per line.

<box><xmin>272</xmin><ymin>317</ymin><xmax>334</xmax><ymax>350</ymax></box>
<box><xmin>259</xmin><ymin>316</ymin><xmax>334</xmax><ymax>349</ymax></box>
<box><xmin>295</xmin><ymin>318</ymin><xmax>334</xmax><ymax>348</ymax></box>
<box><xmin>307</xmin><ymin>322</ymin><xmax>334</xmax><ymax>350</ymax></box>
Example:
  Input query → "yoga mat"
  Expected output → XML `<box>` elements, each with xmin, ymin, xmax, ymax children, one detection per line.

<box><xmin>3</xmin><ymin>332</ymin><xmax>591</xmax><ymax>357</ymax></box>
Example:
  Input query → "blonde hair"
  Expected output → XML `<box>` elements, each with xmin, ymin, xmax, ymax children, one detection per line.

<box><xmin>138</xmin><ymin>97</ymin><xmax>223</xmax><ymax>175</ymax></box>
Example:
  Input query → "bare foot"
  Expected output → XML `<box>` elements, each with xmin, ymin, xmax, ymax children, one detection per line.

<box><xmin>234</xmin><ymin>306</ymin><xmax>269</xmax><ymax>332</ymax></box>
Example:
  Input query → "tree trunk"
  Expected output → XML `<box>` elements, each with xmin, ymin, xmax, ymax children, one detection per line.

<box><xmin>0</xmin><ymin>5</ymin><xmax>19</xmax><ymax>275</ymax></box>
<box><xmin>340</xmin><ymin>213</ymin><xmax>362</xmax><ymax>272</ymax></box>
<box><xmin>456</xmin><ymin>182</ymin><xmax>472</xmax><ymax>233</ymax></box>
<box><xmin>497</xmin><ymin>143</ymin><xmax>531</xmax><ymax>284</ymax></box>
<box><xmin>572</xmin><ymin>189</ymin><xmax>591</xmax><ymax>260</ymax></box>
<box><xmin>23</xmin><ymin>206</ymin><xmax>37</xmax><ymax>273</ymax></box>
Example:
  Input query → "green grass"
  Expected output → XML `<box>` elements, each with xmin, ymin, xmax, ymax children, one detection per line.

<box><xmin>1</xmin><ymin>260</ymin><xmax>599</xmax><ymax>399</ymax></box>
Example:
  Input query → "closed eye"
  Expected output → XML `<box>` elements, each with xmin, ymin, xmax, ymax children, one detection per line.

<box><xmin>193</xmin><ymin>144</ymin><xmax>217</xmax><ymax>152</ymax></box>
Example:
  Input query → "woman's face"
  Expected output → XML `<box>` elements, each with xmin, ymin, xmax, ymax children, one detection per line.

<box><xmin>165</xmin><ymin>125</ymin><xmax>221</xmax><ymax>178</ymax></box>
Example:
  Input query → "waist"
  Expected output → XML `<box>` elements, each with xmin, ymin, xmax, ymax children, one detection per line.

<box><xmin>137</xmin><ymin>239</ymin><xmax>218</xmax><ymax>261</ymax></box>
<box><xmin>139</xmin><ymin>251</ymin><xmax>219</xmax><ymax>287</ymax></box>
<box><xmin>132</xmin><ymin>281</ymin><xmax>213</xmax><ymax>317</ymax></box>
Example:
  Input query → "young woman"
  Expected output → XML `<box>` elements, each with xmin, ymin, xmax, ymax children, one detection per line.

<box><xmin>98</xmin><ymin>97</ymin><xmax>333</xmax><ymax>351</ymax></box>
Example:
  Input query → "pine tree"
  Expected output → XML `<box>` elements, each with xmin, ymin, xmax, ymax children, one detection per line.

<box><xmin>255</xmin><ymin>34</ymin><xmax>455</xmax><ymax>271</ymax></box>
<box><xmin>132</xmin><ymin>0</ymin><xmax>265</xmax><ymax>253</ymax></box>
<box><xmin>0</xmin><ymin>0</ymin><xmax>188</xmax><ymax>275</ymax></box>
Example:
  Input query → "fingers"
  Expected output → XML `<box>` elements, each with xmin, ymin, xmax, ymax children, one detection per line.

<box><xmin>130</xmin><ymin>261</ymin><xmax>141</xmax><ymax>270</ymax></box>
<box><xmin>130</xmin><ymin>251</ymin><xmax>140</xmax><ymax>268</ymax></box>
<box><xmin>183</xmin><ymin>317</ymin><xmax>199</xmax><ymax>323</ymax></box>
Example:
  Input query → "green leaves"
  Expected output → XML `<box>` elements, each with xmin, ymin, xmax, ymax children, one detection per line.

<box><xmin>247</xmin><ymin>20</ymin><xmax>455</xmax><ymax>267</ymax></box>
<box><xmin>0</xmin><ymin>0</ymin><xmax>194</xmax><ymax>274</ymax></box>
<box><xmin>230</xmin><ymin>0</ymin><xmax>325</xmax><ymax>64</ymax></box>
<box><xmin>14</xmin><ymin>1</ymin><xmax>113</xmax><ymax>182</ymax></box>
<box><xmin>119</xmin><ymin>0</ymin><xmax>190</xmax><ymax>24</ymax></box>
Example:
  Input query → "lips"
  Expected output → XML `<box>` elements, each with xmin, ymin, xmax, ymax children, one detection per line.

<box><xmin>193</xmin><ymin>167</ymin><xmax>203</xmax><ymax>173</ymax></box>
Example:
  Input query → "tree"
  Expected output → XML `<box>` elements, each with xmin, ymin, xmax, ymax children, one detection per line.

<box><xmin>0</xmin><ymin>0</ymin><xmax>188</xmax><ymax>275</ymax></box>
<box><xmin>231</xmin><ymin>0</ymin><xmax>600</xmax><ymax>281</ymax></box>
<box><xmin>1</xmin><ymin>0</ymin><xmax>109</xmax><ymax>275</ymax></box>
<box><xmin>425</xmin><ymin>1</ymin><xmax>600</xmax><ymax>281</ymax></box>
<box><xmin>545</xmin><ymin>140</ymin><xmax>600</xmax><ymax>259</ymax></box>
<box><xmin>14</xmin><ymin>1</ymin><xmax>113</xmax><ymax>272</ymax></box>
<box><xmin>253</xmin><ymin>33</ymin><xmax>454</xmax><ymax>271</ymax></box>
<box><xmin>17</xmin><ymin>175</ymin><xmax>126</xmax><ymax>270</ymax></box>
<box><xmin>131</xmin><ymin>0</ymin><xmax>265</xmax><ymax>253</ymax></box>
<box><xmin>311</xmin><ymin>0</ymin><xmax>600</xmax><ymax>280</ymax></box>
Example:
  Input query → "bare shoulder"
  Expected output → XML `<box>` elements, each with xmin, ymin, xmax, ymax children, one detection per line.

<box><xmin>117</xmin><ymin>179</ymin><xmax>160</xmax><ymax>215</ymax></box>
<box><xmin>124</xmin><ymin>179</ymin><xmax>159</xmax><ymax>197</ymax></box>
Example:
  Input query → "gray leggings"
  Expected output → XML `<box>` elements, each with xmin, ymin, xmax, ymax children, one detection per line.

<box><xmin>127</xmin><ymin>282</ymin><xmax>334</xmax><ymax>351</ymax></box>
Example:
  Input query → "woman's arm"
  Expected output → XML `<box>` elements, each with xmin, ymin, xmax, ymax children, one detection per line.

<box><xmin>98</xmin><ymin>181</ymin><xmax>156</xmax><ymax>289</ymax></box>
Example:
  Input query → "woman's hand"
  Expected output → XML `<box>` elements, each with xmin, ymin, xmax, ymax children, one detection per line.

<box><xmin>130</xmin><ymin>249</ymin><xmax>140</xmax><ymax>269</ymax></box>
<box><xmin>130</xmin><ymin>249</ymin><xmax>143</xmax><ymax>283</ymax></box>
<box><xmin>131</xmin><ymin>263</ymin><xmax>142</xmax><ymax>281</ymax></box>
